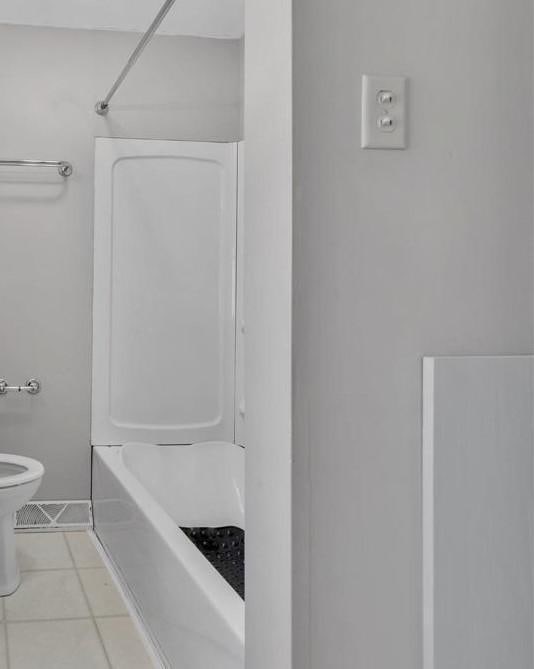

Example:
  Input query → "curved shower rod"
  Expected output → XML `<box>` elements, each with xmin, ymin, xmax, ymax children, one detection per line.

<box><xmin>95</xmin><ymin>0</ymin><xmax>177</xmax><ymax>115</ymax></box>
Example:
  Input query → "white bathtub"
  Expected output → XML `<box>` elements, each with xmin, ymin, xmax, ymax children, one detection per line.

<box><xmin>92</xmin><ymin>442</ymin><xmax>245</xmax><ymax>669</ymax></box>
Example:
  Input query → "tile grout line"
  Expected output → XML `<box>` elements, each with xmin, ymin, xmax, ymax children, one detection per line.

<box><xmin>0</xmin><ymin>614</ymin><xmax>132</xmax><ymax>625</ymax></box>
<box><xmin>20</xmin><ymin>566</ymin><xmax>109</xmax><ymax>574</ymax></box>
<box><xmin>7</xmin><ymin>616</ymin><xmax>93</xmax><ymax>625</ymax></box>
<box><xmin>20</xmin><ymin>568</ymin><xmax>77</xmax><ymax>574</ymax></box>
<box><xmin>62</xmin><ymin>532</ymin><xmax>114</xmax><ymax>669</ymax></box>
<box><xmin>3</xmin><ymin>626</ymin><xmax>9</xmax><ymax>669</ymax></box>
<box><xmin>2</xmin><ymin>595</ymin><xmax>10</xmax><ymax>669</ymax></box>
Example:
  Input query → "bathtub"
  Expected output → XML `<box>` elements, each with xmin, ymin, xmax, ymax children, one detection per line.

<box><xmin>92</xmin><ymin>442</ymin><xmax>245</xmax><ymax>669</ymax></box>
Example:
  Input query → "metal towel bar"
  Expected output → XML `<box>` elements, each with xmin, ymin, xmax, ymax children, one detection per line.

<box><xmin>0</xmin><ymin>160</ymin><xmax>72</xmax><ymax>177</ymax></box>
<box><xmin>0</xmin><ymin>379</ymin><xmax>41</xmax><ymax>395</ymax></box>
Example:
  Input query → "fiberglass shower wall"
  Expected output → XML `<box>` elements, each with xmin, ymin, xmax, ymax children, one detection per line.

<box><xmin>92</xmin><ymin>138</ymin><xmax>239</xmax><ymax>446</ymax></box>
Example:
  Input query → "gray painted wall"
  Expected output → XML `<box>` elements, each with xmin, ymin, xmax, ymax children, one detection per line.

<box><xmin>0</xmin><ymin>24</ymin><xmax>242</xmax><ymax>500</ymax></box>
<box><xmin>292</xmin><ymin>1</ymin><xmax>533</xmax><ymax>668</ymax></box>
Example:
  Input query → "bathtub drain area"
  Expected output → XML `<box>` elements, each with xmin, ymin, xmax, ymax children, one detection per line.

<box><xmin>180</xmin><ymin>527</ymin><xmax>245</xmax><ymax>599</ymax></box>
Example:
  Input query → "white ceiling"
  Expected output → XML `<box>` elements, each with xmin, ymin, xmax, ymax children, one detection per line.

<box><xmin>0</xmin><ymin>0</ymin><xmax>244</xmax><ymax>39</ymax></box>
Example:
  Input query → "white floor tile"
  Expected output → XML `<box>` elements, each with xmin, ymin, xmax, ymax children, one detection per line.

<box><xmin>16</xmin><ymin>533</ymin><xmax>73</xmax><ymax>571</ymax></box>
<box><xmin>65</xmin><ymin>532</ymin><xmax>103</xmax><ymax>569</ymax></box>
<box><xmin>7</xmin><ymin>619</ymin><xmax>109</xmax><ymax>669</ymax></box>
<box><xmin>78</xmin><ymin>568</ymin><xmax>128</xmax><ymax>617</ymax></box>
<box><xmin>5</xmin><ymin>570</ymin><xmax>90</xmax><ymax>621</ymax></box>
<box><xmin>3</xmin><ymin>533</ymin><xmax>156</xmax><ymax>668</ymax></box>
<box><xmin>96</xmin><ymin>616</ymin><xmax>155</xmax><ymax>669</ymax></box>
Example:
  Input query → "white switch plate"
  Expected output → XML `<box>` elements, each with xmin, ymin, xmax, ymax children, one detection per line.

<box><xmin>361</xmin><ymin>75</ymin><xmax>407</xmax><ymax>150</ymax></box>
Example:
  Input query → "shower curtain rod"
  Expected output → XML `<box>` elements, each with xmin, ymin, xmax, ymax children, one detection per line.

<box><xmin>95</xmin><ymin>0</ymin><xmax>177</xmax><ymax>115</ymax></box>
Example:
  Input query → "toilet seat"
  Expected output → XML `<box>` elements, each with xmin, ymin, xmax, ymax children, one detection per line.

<box><xmin>0</xmin><ymin>454</ymin><xmax>44</xmax><ymax>489</ymax></box>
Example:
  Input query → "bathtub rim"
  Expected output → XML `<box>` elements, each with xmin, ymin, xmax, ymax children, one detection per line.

<box><xmin>93</xmin><ymin>444</ymin><xmax>245</xmax><ymax>648</ymax></box>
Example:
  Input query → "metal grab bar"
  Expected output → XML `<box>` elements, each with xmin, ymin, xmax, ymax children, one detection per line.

<box><xmin>0</xmin><ymin>379</ymin><xmax>41</xmax><ymax>395</ymax></box>
<box><xmin>0</xmin><ymin>160</ymin><xmax>72</xmax><ymax>177</ymax></box>
<box><xmin>95</xmin><ymin>0</ymin><xmax>177</xmax><ymax>115</ymax></box>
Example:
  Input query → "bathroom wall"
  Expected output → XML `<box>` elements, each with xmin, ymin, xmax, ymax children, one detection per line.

<box><xmin>0</xmin><ymin>0</ymin><xmax>244</xmax><ymax>38</ymax></box>
<box><xmin>291</xmin><ymin>1</ymin><xmax>533</xmax><ymax>669</ymax></box>
<box><xmin>0</xmin><ymin>24</ymin><xmax>243</xmax><ymax>500</ymax></box>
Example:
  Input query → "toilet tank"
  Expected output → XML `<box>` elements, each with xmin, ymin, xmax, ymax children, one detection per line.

<box><xmin>91</xmin><ymin>139</ymin><xmax>238</xmax><ymax>446</ymax></box>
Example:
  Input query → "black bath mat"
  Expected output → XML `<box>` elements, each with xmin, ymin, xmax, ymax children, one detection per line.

<box><xmin>180</xmin><ymin>526</ymin><xmax>245</xmax><ymax>600</ymax></box>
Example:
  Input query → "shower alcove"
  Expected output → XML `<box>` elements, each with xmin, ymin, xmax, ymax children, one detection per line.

<box><xmin>91</xmin><ymin>138</ymin><xmax>245</xmax><ymax>669</ymax></box>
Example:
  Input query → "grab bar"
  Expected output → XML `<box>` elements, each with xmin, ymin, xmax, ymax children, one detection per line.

<box><xmin>0</xmin><ymin>160</ymin><xmax>72</xmax><ymax>177</ymax></box>
<box><xmin>0</xmin><ymin>379</ymin><xmax>41</xmax><ymax>395</ymax></box>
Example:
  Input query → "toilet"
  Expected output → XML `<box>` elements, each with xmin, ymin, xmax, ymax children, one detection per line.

<box><xmin>0</xmin><ymin>455</ymin><xmax>44</xmax><ymax>595</ymax></box>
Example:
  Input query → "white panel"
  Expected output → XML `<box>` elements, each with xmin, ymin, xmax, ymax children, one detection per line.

<box><xmin>235</xmin><ymin>143</ymin><xmax>246</xmax><ymax>446</ymax></box>
<box><xmin>0</xmin><ymin>0</ymin><xmax>244</xmax><ymax>39</ymax></box>
<box><xmin>93</xmin><ymin>138</ymin><xmax>237</xmax><ymax>445</ymax></box>
<box><xmin>423</xmin><ymin>356</ymin><xmax>534</xmax><ymax>669</ymax></box>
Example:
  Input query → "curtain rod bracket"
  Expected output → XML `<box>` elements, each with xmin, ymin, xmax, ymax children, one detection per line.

<box><xmin>94</xmin><ymin>0</ymin><xmax>177</xmax><ymax>116</ymax></box>
<box><xmin>95</xmin><ymin>101</ymin><xmax>109</xmax><ymax>116</ymax></box>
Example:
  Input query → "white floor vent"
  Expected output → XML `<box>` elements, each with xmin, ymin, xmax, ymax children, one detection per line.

<box><xmin>16</xmin><ymin>501</ymin><xmax>92</xmax><ymax>530</ymax></box>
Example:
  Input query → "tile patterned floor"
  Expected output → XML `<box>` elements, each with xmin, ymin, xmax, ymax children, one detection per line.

<box><xmin>0</xmin><ymin>531</ymin><xmax>156</xmax><ymax>669</ymax></box>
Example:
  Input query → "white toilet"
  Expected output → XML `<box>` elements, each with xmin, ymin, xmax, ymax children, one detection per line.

<box><xmin>0</xmin><ymin>455</ymin><xmax>44</xmax><ymax>595</ymax></box>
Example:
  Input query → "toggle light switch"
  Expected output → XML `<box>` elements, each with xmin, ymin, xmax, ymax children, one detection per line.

<box><xmin>362</xmin><ymin>75</ymin><xmax>407</xmax><ymax>149</ymax></box>
<box><xmin>377</xmin><ymin>90</ymin><xmax>395</xmax><ymax>106</ymax></box>
<box><xmin>377</xmin><ymin>116</ymin><xmax>395</xmax><ymax>131</ymax></box>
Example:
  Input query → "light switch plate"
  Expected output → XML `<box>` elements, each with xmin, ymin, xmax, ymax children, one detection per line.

<box><xmin>361</xmin><ymin>75</ymin><xmax>407</xmax><ymax>150</ymax></box>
